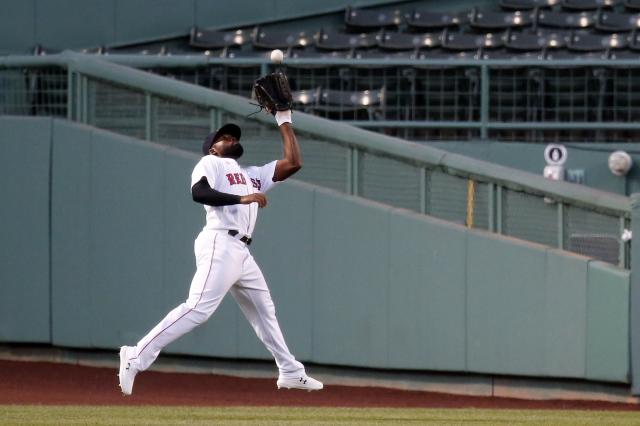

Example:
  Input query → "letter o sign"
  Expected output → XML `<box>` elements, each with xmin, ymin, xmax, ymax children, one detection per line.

<box><xmin>544</xmin><ymin>144</ymin><xmax>567</xmax><ymax>166</ymax></box>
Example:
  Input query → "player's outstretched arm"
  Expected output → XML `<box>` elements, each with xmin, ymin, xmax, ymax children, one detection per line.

<box><xmin>273</xmin><ymin>112</ymin><xmax>302</xmax><ymax>182</ymax></box>
<box><xmin>192</xmin><ymin>177</ymin><xmax>267</xmax><ymax>208</ymax></box>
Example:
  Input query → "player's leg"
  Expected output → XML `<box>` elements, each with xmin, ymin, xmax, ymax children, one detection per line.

<box><xmin>118</xmin><ymin>231</ymin><xmax>240</xmax><ymax>394</ymax></box>
<box><xmin>230</xmin><ymin>254</ymin><xmax>322</xmax><ymax>391</ymax></box>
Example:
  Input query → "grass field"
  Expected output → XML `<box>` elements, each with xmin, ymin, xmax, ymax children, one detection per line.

<box><xmin>1</xmin><ymin>406</ymin><xmax>639</xmax><ymax>425</ymax></box>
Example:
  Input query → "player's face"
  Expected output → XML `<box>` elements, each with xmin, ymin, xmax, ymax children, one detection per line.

<box><xmin>211</xmin><ymin>134</ymin><xmax>244</xmax><ymax>159</ymax></box>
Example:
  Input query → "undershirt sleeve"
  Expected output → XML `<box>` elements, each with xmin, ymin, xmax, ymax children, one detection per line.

<box><xmin>191</xmin><ymin>177</ymin><xmax>241</xmax><ymax>207</ymax></box>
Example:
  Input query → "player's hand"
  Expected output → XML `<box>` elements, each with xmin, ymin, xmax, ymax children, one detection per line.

<box><xmin>240</xmin><ymin>193</ymin><xmax>267</xmax><ymax>208</ymax></box>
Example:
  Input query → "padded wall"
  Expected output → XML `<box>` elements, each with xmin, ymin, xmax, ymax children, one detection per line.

<box><xmin>0</xmin><ymin>117</ymin><xmax>633</xmax><ymax>384</ymax></box>
<box><xmin>0</xmin><ymin>117</ymin><xmax>51</xmax><ymax>342</ymax></box>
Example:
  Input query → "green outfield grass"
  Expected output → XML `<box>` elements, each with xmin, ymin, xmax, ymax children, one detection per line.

<box><xmin>1</xmin><ymin>406</ymin><xmax>639</xmax><ymax>425</ymax></box>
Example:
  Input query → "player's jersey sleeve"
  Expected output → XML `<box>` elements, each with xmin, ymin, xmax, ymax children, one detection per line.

<box><xmin>191</xmin><ymin>156</ymin><xmax>221</xmax><ymax>189</ymax></box>
<box><xmin>245</xmin><ymin>160</ymin><xmax>280</xmax><ymax>193</ymax></box>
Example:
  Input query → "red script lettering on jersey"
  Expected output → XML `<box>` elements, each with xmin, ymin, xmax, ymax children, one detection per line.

<box><xmin>226</xmin><ymin>173</ymin><xmax>247</xmax><ymax>186</ymax></box>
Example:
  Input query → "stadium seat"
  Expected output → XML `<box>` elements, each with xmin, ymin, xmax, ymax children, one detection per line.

<box><xmin>500</xmin><ymin>0</ymin><xmax>560</xmax><ymax>10</ymax></box>
<box><xmin>189</xmin><ymin>28</ymin><xmax>250</xmax><ymax>50</ymax></box>
<box><xmin>505</xmin><ymin>31</ymin><xmax>544</xmax><ymax>50</ymax></box>
<box><xmin>253</xmin><ymin>27</ymin><xmax>313</xmax><ymax>50</ymax></box>
<box><xmin>291</xmin><ymin>87</ymin><xmax>322</xmax><ymax>112</ymax></box>
<box><xmin>561</xmin><ymin>0</ymin><xmax>623</xmax><ymax>10</ymax></box>
<box><xmin>481</xmin><ymin>48</ymin><xmax>545</xmax><ymax>59</ymax></box>
<box><xmin>469</xmin><ymin>9</ymin><xmax>534</xmax><ymax>30</ymax></box>
<box><xmin>252</xmin><ymin>27</ymin><xmax>313</xmax><ymax>51</ymax></box>
<box><xmin>534</xmin><ymin>27</ymin><xmax>577</xmax><ymax>42</ymax></box>
<box><xmin>442</xmin><ymin>31</ymin><xmax>505</xmax><ymax>51</ymax></box>
<box><xmin>609</xmin><ymin>49</ymin><xmax>640</xmax><ymax>57</ymax></box>
<box><xmin>596</xmin><ymin>12</ymin><xmax>640</xmax><ymax>32</ymax></box>
<box><xmin>627</xmin><ymin>30</ymin><xmax>640</xmax><ymax>49</ymax></box>
<box><xmin>288</xmin><ymin>48</ymin><xmax>353</xmax><ymax>60</ymax></box>
<box><xmin>378</xmin><ymin>31</ymin><xmax>442</xmax><ymax>51</ymax></box>
<box><xmin>344</xmin><ymin>6</ymin><xmax>402</xmax><ymax>33</ymax></box>
<box><xmin>353</xmin><ymin>49</ymin><xmax>418</xmax><ymax>59</ymax></box>
<box><xmin>108</xmin><ymin>44</ymin><xmax>169</xmax><ymax>55</ymax></box>
<box><xmin>535</xmin><ymin>10</ymin><xmax>596</xmax><ymax>28</ymax></box>
<box><xmin>315</xmin><ymin>28</ymin><xmax>378</xmax><ymax>51</ymax></box>
<box><xmin>505</xmin><ymin>30</ymin><xmax>568</xmax><ymax>52</ymax></box>
<box><xmin>418</xmin><ymin>49</ymin><xmax>481</xmax><ymax>60</ymax></box>
<box><xmin>406</xmin><ymin>10</ymin><xmax>468</xmax><ymax>31</ymax></box>
<box><xmin>314</xmin><ymin>88</ymin><xmax>386</xmax><ymax>120</ymax></box>
<box><xmin>78</xmin><ymin>46</ymin><xmax>106</xmax><ymax>55</ymax></box>
<box><xmin>568</xmin><ymin>32</ymin><xmax>628</xmax><ymax>51</ymax></box>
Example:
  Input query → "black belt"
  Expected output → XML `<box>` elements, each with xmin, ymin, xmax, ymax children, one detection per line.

<box><xmin>228</xmin><ymin>230</ymin><xmax>252</xmax><ymax>245</ymax></box>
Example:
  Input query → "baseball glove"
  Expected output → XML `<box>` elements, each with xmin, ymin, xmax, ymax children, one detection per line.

<box><xmin>253</xmin><ymin>72</ymin><xmax>293</xmax><ymax>115</ymax></box>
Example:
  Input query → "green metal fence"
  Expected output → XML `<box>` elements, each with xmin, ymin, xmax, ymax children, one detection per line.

<box><xmin>0</xmin><ymin>52</ymin><xmax>631</xmax><ymax>267</ymax></box>
<box><xmin>5</xmin><ymin>54</ymin><xmax>640</xmax><ymax>143</ymax></box>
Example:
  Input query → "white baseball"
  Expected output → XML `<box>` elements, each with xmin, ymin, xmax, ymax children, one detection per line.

<box><xmin>270</xmin><ymin>49</ymin><xmax>284</xmax><ymax>64</ymax></box>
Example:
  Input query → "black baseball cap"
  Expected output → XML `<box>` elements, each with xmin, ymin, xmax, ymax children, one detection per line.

<box><xmin>202</xmin><ymin>123</ymin><xmax>242</xmax><ymax>155</ymax></box>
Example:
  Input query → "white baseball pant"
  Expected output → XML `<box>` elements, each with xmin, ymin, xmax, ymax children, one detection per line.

<box><xmin>131</xmin><ymin>230</ymin><xmax>305</xmax><ymax>378</ymax></box>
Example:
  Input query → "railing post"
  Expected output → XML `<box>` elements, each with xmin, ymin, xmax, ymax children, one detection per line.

<box><xmin>210</xmin><ymin>108</ymin><xmax>221</xmax><ymax>131</ymax></box>
<box><xmin>496</xmin><ymin>184</ymin><xmax>503</xmax><ymax>234</ymax></box>
<box><xmin>480</xmin><ymin>64</ymin><xmax>489</xmax><ymax>140</ymax></box>
<box><xmin>630</xmin><ymin>193</ymin><xmax>640</xmax><ymax>394</ymax></box>
<box><xmin>621</xmin><ymin>216</ymin><xmax>629</xmax><ymax>269</ymax></box>
<box><xmin>420</xmin><ymin>167</ymin><xmax>428</xmax><ymax>214</ymax></box>
<box><xmin>346</xmin><ymin>147</ymin><xmax>359</xmax><ymax>196</ymax></box>
<box><xmin>488</xmin><ymin>183</ymin><xmax>496</xmax><ymax>232</ymax></box>
<box><xmin>145</xmin><ymin>93</ymin><xmax>152</xmax><ymax>141</ymax></box>
<box><xmin>74</xmin><ymin>73</ymin><xmax>84</xmax><ymax>123</ymax></box>
<box><xmin>557</xmin><ymin>202</ymin><xmax>565</xmax><ymax>249</ymax></box>
<box><xmin>66</xmin><ymin>68</ymin><xmax>75</xmax><ymax>121</ymax></box>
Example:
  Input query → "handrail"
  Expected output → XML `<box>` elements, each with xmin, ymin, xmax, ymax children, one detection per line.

<box><xmin>1</xmin><ymin>51</ymin><xmax>631</xmax><ymax>216</ymax></box>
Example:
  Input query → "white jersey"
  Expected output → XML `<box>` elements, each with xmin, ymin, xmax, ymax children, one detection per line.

<box><xmin>190</xmin><ymin>155</ymin><xmax>279</xmax><ymax>236</ymax></box>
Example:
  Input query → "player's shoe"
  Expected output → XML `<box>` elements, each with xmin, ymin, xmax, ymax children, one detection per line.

<box><xmin>118</xmin><ymin>346</ymin><xmax>139</xmax><ymax>396</ymax></box>
<box><xmin>277</xmin><ymin>375</ymin><xmax>323</xmax><ymax>391</ymax></box>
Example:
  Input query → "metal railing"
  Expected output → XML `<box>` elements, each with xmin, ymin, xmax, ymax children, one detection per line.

<box><xmin>118</xmin><ymin>55</ymin><xmax>640</xmax><ymax>143</ymax></box>
<box><xmin>0</xmin><ymin>51</ymin><xmax>631</xmax><ymax>266</ymax></box>
<box><xmin>5</xmin><ymin>54</ymin><xmax>640</xmax><ymax>142</ymax></box>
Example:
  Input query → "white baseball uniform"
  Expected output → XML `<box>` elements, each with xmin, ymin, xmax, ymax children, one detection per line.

<box><xmin>129</xmin><ymin>154</ymin><xmax>305</xmax><ymax>379</ymax></box>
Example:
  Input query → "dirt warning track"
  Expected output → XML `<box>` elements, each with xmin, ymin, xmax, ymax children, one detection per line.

<box><xmin>1</xmin><ymin>360</ymin><xmax>638</xmax><ymax>411</ymax></box>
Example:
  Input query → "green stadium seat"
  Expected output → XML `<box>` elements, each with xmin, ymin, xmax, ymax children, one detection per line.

<box><xmin>535</xmin><ymin>10</ymin><xmax>596</xmax><ymax>29</ymax></box>
<box><xmin>316</xmin><ymin>28</ymin><xmax>378</xmax><ymax>51</ymax></box>
<box><xmin>469</xmin><ymin>9</ymin><xmax>534</xmax><ymax>31</ymax></box>
<box><xmin>596</xmin><ymin>12</ymin><xmax>640</xmax><ymax>32</ymax></box>
<box><xmin>344</xmin><ymin>6</ymin><xmax>402</xmax><ymax>33</ymax></box>
<box><xmin>500</xmin><ymin>0</ymin><xmax>560</xmax><ymax>10</ymax></box>
<box><xmin>626</xmin><ymin>0</ymin><xmax>640</xmax><ymax>10</ymax></box>
<box><xmin>567</xmin><ymin>32</ymin><xmax>628</xmax><ymax>51</ymax></box>
<box><xmin>378</xmin><ymin>31</ymin><xmax>442</xmax><ymax>51</ymax></box>
<box><xmin>406</xmin><ymin>10</ymin><xmax>468</xmax><ymax>32</ymax></box>
<box><xmin>252</xmin><ymin>27</ymin><xmax>313</xmax><ymax>51</ymax></box>
<box><xmin>506</xmin><ymin>30</ymin><xmax>567</xmax><ymax>50</ymax></box>
<box><xmin>561</xmin><ymin>0</ymin><xmax>623</xmax><ymax>10</ymax></box>
<box><xmin>314</xmin><ymin>88</ymin><xmax>386</xmax><ymax>120</ymax></box>
<box><xmin>442</xmin><ymin>31</ymin><xmax>505</xmax><ymax>51</ymax></box>
<box><xmin>189</xmin><ymin>28</ymin><xmax>251</xmax><ymax>50</ymax></box>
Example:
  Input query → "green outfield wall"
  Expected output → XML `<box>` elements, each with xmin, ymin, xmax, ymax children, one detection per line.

<box><xmin>427</xmin><ymin>141</ymin><xmax>640</xmax><ymax>197</ymax></box>
<box><xmin>0</xmin><ymin>116</ymin><xmax>632</xmax><ymax>384</ymax></box>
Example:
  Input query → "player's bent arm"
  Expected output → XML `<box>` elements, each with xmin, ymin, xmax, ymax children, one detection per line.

<box><xmin>273</xmin><ymin>119</ymin><xmax>302</xmax><ymax>182</ymax></box>
<box><xmin>192</xmin><ymin>177</ymin><xmax>267</xmax><ymax>208</ymax></box>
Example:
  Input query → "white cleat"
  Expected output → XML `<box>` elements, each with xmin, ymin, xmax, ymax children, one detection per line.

<box><xmin>277</xmin><ymin>375</ymin><xmax>323</xmax><ymax>392</ymax></box>
<box><xmin>118</xmin><ymin>346</ymin><xmax>138</xmax><ymax>396</ymax></box>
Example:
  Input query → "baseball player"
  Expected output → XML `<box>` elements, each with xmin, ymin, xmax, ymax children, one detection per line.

<box><xmin>118</xmin><ymin>108</ymin><xmax>323</xmax><ymax>395</ymax></box>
